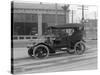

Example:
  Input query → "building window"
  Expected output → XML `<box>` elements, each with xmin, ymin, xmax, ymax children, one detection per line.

<box><xmin>13</xmin><ymin>13</ymin><xmax>38</xmax><ymax>35</ymax></box>
<box><xmin>14</xmin><ymin>13</ymin><xmax>25</xmax><ymax>22</ymax></box>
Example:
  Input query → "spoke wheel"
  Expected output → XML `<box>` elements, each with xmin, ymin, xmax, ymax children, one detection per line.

<box><xmin>33</xmin><ymin>45</ymin><xmax>49</xmax><ymax>59</ymax></box>
<box><xmin>74</xmin><ymin>42</ymin><xmax>86</xmax><ymax>55</ymax></box>
<box><xmin>28</xmin><ymin>48</ymin><xmax>34</xmax><ymax>57</ymax></box>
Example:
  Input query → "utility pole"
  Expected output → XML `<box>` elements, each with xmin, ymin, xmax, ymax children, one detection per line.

<box><xmin>78</xmin><ymin>5</ymin><xmax>88</xmax><ymax>38</ymax></box>
<box><xmin>82</xmin><ymin>5</ymin><xmax>85</xmax><ymax>24</ymax></box>
<box><xmin>94</xmin><ymin>12</ymin><xmax>97</xmax><ymax>20</ymax></box>
<box><xmin>62</xmin><ymin>4</ymin><xmax>70</xmax><ymax>24</ymax></box>
<box><xmin>72</xmin><ymin>10</ymin><xmax>74</xmax><ymax>23</ymax></box>
<box><xmin>55</xmin><ymin>3</ymin><xmax>58</xmax><ymax>25</ymax></box>
<box><xmin>78</xmin><ymin>5</ymin><xmax>87</xmax><ymax>24</ymax></box>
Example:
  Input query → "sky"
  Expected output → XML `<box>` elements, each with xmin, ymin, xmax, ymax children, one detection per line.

<box><xmin>68</xmin><ymin>4</ymin><xmax>97</xmax><ymax>23</ymax></box>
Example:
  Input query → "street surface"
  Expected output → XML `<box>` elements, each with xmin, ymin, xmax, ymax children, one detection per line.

<box><xmin>12</xmin><ymin>40</ymin><xmax>97</xmax><ymax>74</ymax></box>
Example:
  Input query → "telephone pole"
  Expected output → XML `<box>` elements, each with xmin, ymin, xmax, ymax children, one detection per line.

<box><xmin>78</xmin><ymin>5</ymin><xmax>88</xmax><ymax>24</ymax></box>
<box><xmin>78</xmin><ymin>5</ymin><xmax>88</xmax><ymax>38</ymax></box>
<box><xmin>94</xmin><ymin>12</ymin><xmax>97</xmax><ymax>20</ymax></box>
<box><xmin>62</xmin><ymin>4</ymin><xmax>70</xmax><ymax>24</ymax></box>
<box><xmin>82</xmin><ymin>5</ymin><xmax>85</xmax><ymax>24</ymax></box>
<box><xmin>72</xmin><ymin>10</ymin><xmax>74</xmax><ymax>23</ymax></box>
<box><xmin>55</xmin><ymin>3</ymin><xmax>58</xmax><ymax>25</ymax></box>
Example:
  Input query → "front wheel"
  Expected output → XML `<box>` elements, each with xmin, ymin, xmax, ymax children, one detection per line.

<box><xmin>33</xmin><ymin>45</ymin><xmax>49</xmax><ymax>59</ymax></box>
<box><xmin>74</xmin><ymin>41</ymin><xmax>86</xmax><ymax>55</ymax></box>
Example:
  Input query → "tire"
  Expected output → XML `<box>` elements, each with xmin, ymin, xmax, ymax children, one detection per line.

<box><xmin>28</xmin><ymin>48</ymin><xmax>34</xmax><ymax>57</ymax></box>
<box><xmin>74</xmin><ymin>41</ymin><xmax>86</xmax><ymax>55</ymax></box>
<box><xmin>33</xmin><ymin>45</ymin><xmax>49</xmax><ymax>59</ymax></box>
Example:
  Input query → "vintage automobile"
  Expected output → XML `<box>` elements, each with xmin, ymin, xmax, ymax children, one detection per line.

<box><xmin>27</xmin><ymin>23</ymin><xmax>86</xmax><ymax>59</ymax></box>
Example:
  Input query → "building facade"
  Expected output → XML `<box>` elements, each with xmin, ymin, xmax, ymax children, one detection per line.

<box><xmin>12</xmin><ymin>2</ymin><xmax>69</xmax><ymax>40</ymax></box>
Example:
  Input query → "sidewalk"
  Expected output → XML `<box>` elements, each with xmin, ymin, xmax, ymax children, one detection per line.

<box><xmin>13</xmin><ymin>47</ymin><xmax>29</xmax><ymax>59</ymax></box>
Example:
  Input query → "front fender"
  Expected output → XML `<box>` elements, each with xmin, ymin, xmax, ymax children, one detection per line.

<box><xmin>27</xmin><ymin>38</ymin><xmax>46</xmax><ymax>48</ymax></box>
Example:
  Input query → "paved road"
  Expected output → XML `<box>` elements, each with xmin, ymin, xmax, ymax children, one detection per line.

<box><xmin>12</xmin><ymin>40</ymin><xmax>97</xmax><ymax>74</ymax></box>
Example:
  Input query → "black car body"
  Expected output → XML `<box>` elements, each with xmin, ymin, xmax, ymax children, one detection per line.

<box><xmin>27</xmin><ymin>23</ymin><xmax>86</xmax><ymax>59</ymax></box>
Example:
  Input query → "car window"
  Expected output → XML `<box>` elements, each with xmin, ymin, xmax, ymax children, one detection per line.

<box><xmin>65</xmin><ymin>29</ymin><xmax>74</xmax><ymax>36</ymax></box>
<box><xmin>46</xmin><ymin>28</ymin><xmax>75</xmax><ymax>37</ymax></box>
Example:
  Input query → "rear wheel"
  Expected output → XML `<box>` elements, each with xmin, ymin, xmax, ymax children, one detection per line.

<box><xmin>74</xmin><ymin>41</ymin><xmax>86</xmax><ymax>55</ymax></box>
<box><xmin>33</xmin><ymin>45</ymin><xmax>49</xmax><ymax>59</ymax></box>
<box><xmin>28</xmin><ymin>48</ymin><xmax>34</xmax><ymax>57</ymax></box>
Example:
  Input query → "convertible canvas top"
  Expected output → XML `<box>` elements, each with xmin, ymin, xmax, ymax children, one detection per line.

<box><xmin>48</xmin><ymin>23</ymin><xmax>84</xmax><ymax>29</ymax></box>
